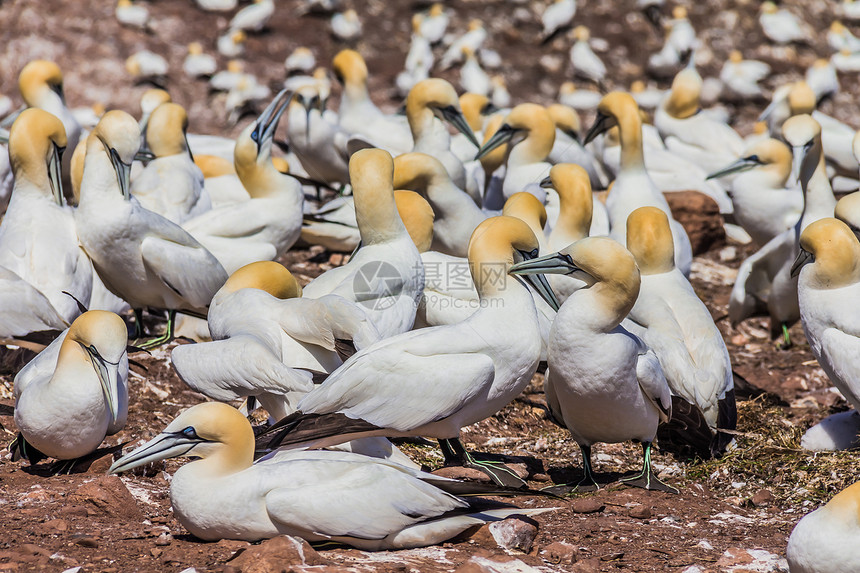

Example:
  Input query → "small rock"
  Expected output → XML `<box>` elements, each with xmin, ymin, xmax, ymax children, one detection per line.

<box><xmin>570</xmin><ymin>557</ymin><xmax>600</xmax><ymax>573</ymax></box>
<box><xmin>717</xmin><ymin>547</ymin><xmax>755</xmax><ymax>568</ymax></box>
<box><xmin>729</xmin><ymin>334</ymin><xmax>748</xmax><ymax>346</ymax></box>
<box><xmin>665</xmin><ymin>191</ymin><xmax>725</xmax><ymax>255</ymax></box>
<box><xmin>22</xmin><ymin>488</ymin><xmax>52</xmax><ymax>502</ymax></box>
<box><xmin>488</xmin><ymin>516</ymin><xmax>539</xmax><ymax>552</ymax></box>
<box><xmin>506</xmin><ymin>463</ymin><xmax>530</xmax><ymax>480</ymax></box>
<box><xmin>430</xmin><ymin>467</ymin><xmax>492</xmax><ymax>483</ymax></box>
<box><xmin>71</xmin><ymin>535</ymin><xmax>98</xmax><ymax>549</ymax></box>
<box><xmin>751</xmin><ymin>489</ymin><xmax>775</xmax><ymax>507</ymax></box>
<box><xmin>455</xmin><ymin>556</ymin><xmax>542</xmax><ymax>573</ymax></box>
<box><xmin>20</xmin><ymin>544</ymin><xmax>52</xmax><ymax>559</ymax></box>
<box><xmin>599</xmin><ymin>552</ymin><xmax>624</xmax><ymax>561</ymax></box>
<box><xmin>58</xmin><ymin>506</ymin><xmax>89</xmax><ymax>518</ymax></box>
<box><xmin>150</xmin><ymin>548</ymin><xmax>163</xmax><ymax>559</ymax></box>
<box><xmin>724</xmin><ymin>496</ymin><xmax>743</xmax><ymax>507</ymax></box>
<box><xmin>541</xmin><ymin>541</ymin><xmax>576</xmax><ymax>565</ymax></box>
<box><xmin>70</xmin><ymin>476</ymin><xmax>142</xmax><ymax>520</ymax></box>
<box><xmin>229</xmin><ymin>535</ymin><xmax>329</xmax><ymax>572</ymax></box>
<box><xmin>85</xmin><ymin>455</ymin><xmax>114</xmax><ymax>475</ymax></box>
<box><xmin>570</xmin><ymin>498</ymin><xmax>604</xmax><ymax>514</ymax></box>
<box><xmin>215</xmin><ymin>539</ymin><xmax>250</xmax><ymax>557</ymax></box>
<box><xmin>38</xmin><ymin>519</ymin><xmax>68</xmax><ymax>533</ymax></box>
<box><xmin>628</xmin><ymin>505</ymin><xmax>651</xmax><ymax>519</ymax></box>
<box><xmin>154</xmin><ymin>533</ymin><xmax>173</xmax><ymax>546</ymax></box>
<box><xmin>531</xmin><ymin>473</ymin><xmax>550</xmax><ymax>483</ymax></box>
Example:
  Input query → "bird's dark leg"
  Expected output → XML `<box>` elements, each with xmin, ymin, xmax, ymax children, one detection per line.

<box><xmin>438</xmin><ymin>437</ymin><xmax>527</xmax><ymax>489</ymax></box>
<box><xmin>542</xmin><ymin>443</ymin><xmax>599</xmax><ymax>495</ymax></box>
<box><xmin>620</xmin><ymin>441</ymin><xmax>679</xmax><ymax>494</ymax></box>
<box><xmin>138</xmin><ymin>309</ymin><xmax>176</xmax><ymax>350</ymax></box>
<box><xmin>133</xmin><ymin>308</ymin><xmax>146</xmax><ymax>339</ymax></box>
<box><xmin>777</xmin><ymin>324</ymin><xmax>792</xmax><ymax>350</ymax></box>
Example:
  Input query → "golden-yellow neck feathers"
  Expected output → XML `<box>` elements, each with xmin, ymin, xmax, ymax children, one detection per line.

<box><xmin>222</xmin><ymin>261</ymin><xmax>303</xmax><ymax>299</ymax></box>
<box><xmin>626</xmin><ymin>206</ymin><xmax>675</xmax><ymax>275</ymax></box>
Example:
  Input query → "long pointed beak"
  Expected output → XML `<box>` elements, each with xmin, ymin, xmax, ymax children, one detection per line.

<box><xmin>48</xmin><ymin>143</ymin><xmax>65</xmax><ymax>206</ymax></box>
<box><xmin>583</xmin><ymin>112</ymin><xmax>610</xmax><ymax>145</ymax></box>
<box><xmin>440</xmin><ymin>106</ymin><xmax>479</xmax><ymax>148</ymax></box>
<box><xmin>110</xmin><ymin>148</ymin><xmax>132</xmax><ymax>200</ymax></box>
<box><xmin>92</xmin><ymin>355</ymin><xmax>121</xmax><ymax>423</ymax></box>
<box><xmin>539</xmin><ymin>175</ymin><xmax>553</xmax><ymax>189</ymax></box>
<box><xmin>109</xmin><ymin>432</ymin><xmax>200</xmax><ymax>474</ymax></box>
<box><xmin>510</xmin><ymin>251</ymin><xmax>580</xmax><ymax>276</ymax></box>
<box><xmin>791</xmin><ymin>248</ymin><xmax>813</xmax><ymax>278</ymax></box>
<box><xmin>706</xmin><ymin>157</ymin><xmax>760</xmax><ymax>180</ymax></box>
<box><xmin>791</xmin><ymin>146</ymin><xmax>805</xmax><ymax>187</ymax></box>
<box><xmin>475</xmin><ymin>124</ymin><xmax>516</xmax><ymax>160</ymax></box>
<box><xmin>520</xmin><ymin>271</ymin><xmax>560</xmax><ymax>312</ymax></box>
<box><xmin>254</xmin><ymin>88</ymin><xmax>293</xmax><ymax>153</ymax></box>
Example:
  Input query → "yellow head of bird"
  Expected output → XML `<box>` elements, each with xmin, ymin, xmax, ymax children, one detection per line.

<box><xmin>332</xmin><ymin>49</ymin><xmax>368</xmax><ymax>87</ymax></box>
<box><xmin>794</xmin><ymin>218</ymin><xmax>860</xmax><ymax>289</ymax></box>
<box><xmin>626</xmin><ymin>207</ymin><xmax>675</xmax><ymax>275</ymax></box>
<box><xmin>394</xmin><ymin>190</ymin><xmax>435</xmax><ymax>253</ymax></box>
<box><xmin>18</xmin><ymin>60</ymin><xmax>64</xmax><ymax>106</ymax></box>
<box><xmin>146</xmin><ymin>102</ymin><xmax>189</xmax><ymax>158</ymax></box>
<box><xmin>7</xmin><ymin>108</ymin><xmax>67</xmax><ymax>204</ymax></box>
<box><xmin>222</xmin><ymin>261</ymin><xmax>303</xmax><ymax>299</ymax></box>
<box><xmin>787</xmin><ymin>81</ymin><xmax>816</xmax><ymax>115</ymax></box>
<box><xmin>503</xmin><ymin>192</ymin><xmax>547</xmax><ymax>231</ymax></box>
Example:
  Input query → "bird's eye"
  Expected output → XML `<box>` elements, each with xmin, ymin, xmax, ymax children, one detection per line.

<box><xmin>182</xmin><ymin>426</ymin><xmax>198</xmax><ymax>439</ymax></box>
<box><xmin>530</xmin><ymin>248</ymin><xmax>539</xmax><ymax>258</ymax></box>
<box><xmin>747</xmin><ymin>154</ymin><xmax>759</xmax><ymax>162</ymax></box>
<box><xmin>88</xmin><ymin>345</ymin><xmax>102</xmax><ymax>359</ymax></box>
<box><xmin>251</xmin><ymin>129</ymin><xmax>260</xmax><ymax>143</ymax></box>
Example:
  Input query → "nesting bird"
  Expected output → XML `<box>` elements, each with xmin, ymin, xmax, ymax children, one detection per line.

<box><xmin>12</xmin><ymin>311</ymin><xmax>128</xmax><ymax>473</ymax></box>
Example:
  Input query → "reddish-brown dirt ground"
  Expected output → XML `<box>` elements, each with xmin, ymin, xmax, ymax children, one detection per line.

<box><xmin>0</xmin><ymin>0</ymin><xmax>857</xmax><ymax>571</ymax></box>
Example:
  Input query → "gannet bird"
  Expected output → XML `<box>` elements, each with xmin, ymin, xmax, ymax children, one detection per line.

<box><xmin>125</xmin><ymin>50</ymin><xmax>169</xmax><ymax>81</ymax></box>
<box><xmin>541</xmin><ymin>0</ymin><xmax>576</xmax><ymax>41</ymax></box>
<box><xmin>792</xmin><ymin>219</ymin><xmax>860</xmax><ymax>446</ymax></box>
<box><xmin>301</xmin><ymin>149</ymin><xmax>424</xmax><ymax>342</ymax></box>
<box><xmin>183</xmin><ymin>90</ymin><xmax>303</xmax><ymax>275</ymax></box>
<box><xmin>570</xmin><ymin>26</ymin><xmax>606</xmax><ymax>85</ymax></box>
<box><xmin>132</xmin><ymin>102</ymin><xmax>211</xmax><ymax>225</ymax></box>
<box><xmin>439</xmin><ymin>20</ymin><xmax>487</xmax><ymax>70</ymax></box>
<box><xmin>138</xmin><ymin>88</ymin><xmax>172</xmax><ymax>138</ymax></box>
<box><xmin>648</xmin><ymin>6</ymin><xmax>697</xmax><ymax>76</ymax></box>
<box><xmin>183</xmin><ymin>43</ymin><xmax>217</xmax><ymax>78</ymax></box>
<box><xmin>720</xmin><ymin>51</ymin><xmax>771</xmax><ymax>99</ymax></box>
<box><xmin>558</xmin><ymin>81</ymin><xmax>601</xmax><ymax>110</ymax></box>
<box><xmin>546</xmin><ymin>103</ymin><xmax>609</xmax><ymax>190</ymax></box>
<box><xmin>230</xmin><ymin>0</ymin><xmax>274</xmax><ymax>32</ymax></box>
<box><xmin>707</xmin><ymin>138</ymin><xmax>802</xmax><ymax>246</ymax></box>
<box><xmin>116</xmin><ymin>0</ymin><xmax>150</xmax><ymax>29</ymax></box>
<box><xmin>171</xmin><ymin>262</ymin><xmax>356</xmax><ymax>418</ymax></box>
<box><xmin>284</xmin><ymin>47</ymin><xmax>316</xmax><ymax>75</ymax></box>
<box><xmin>210</xmin><ymin>60</ymin><xmax>248</xmax><ymax>92</ymax></box>
<box><xmin>11</xmin><ymin>311</ymin><xmax>128</xmax><ymax>472</ymax></box>
<box><xmin>475</xmin><ymin>103</ymin><xmax>555</xmax><ymax>200</ymax></box>
<box><xmin>76</xmin><ymin>110</ymin><xmax>227</xmax><ymax>345</ymax></box>
<box><xmin>490</xmin><ymin>75</ymin><xmax>511</xmax><ymax>109</ymax></box>
<box><xmin>760</xmin><ymin>1</ymin><xmax>809</xmax><ymax>44</ymax></box>
<box><xmin>787</xmin><ymin>481</ymin><xmax>860</xmax><ymax>572</ymax></box>
<box><xmin>630</xmin><ymin>80</ymin><xmax>665</xmax><ymax>111</ymax></box>
<box><xmin>460</xmin><ymin>47</ymin><xmax>491</xmax><ymax>96</ymax></box>
<box><xmin>419</xmin><ymin>3</ymin><xmax>449</xmax><ymax>44</ymax></box>
<box><xmin>393</xmin><ymin>152</ymin><xmax>486</xmax><ymax>258</ymax></box>
<box><xmin>406</xmin><ymin>78</ymin><xmax>480</xmax><ymax>193</ymax></box>
<box><xmin>332</xmin><ymin>50</ymin><xmax>412</xmax><ymax>155</ymax></box>
<box><xmin>583</xmin><ymin>92</ymin><xmax>693</xmax><ymax>275</ymax></box>
<box><xmin>806</xmin><ymin>59</ymin><xmax>840</xmax><ymax>104</ymax></box>
<box><xmin>218</xmin><ymin>30</ymin><xmax>247</xmax><ymax>58</ymax></box>
<box><xmin>730</xmin><ymin>115</ymin><xmax>836</xmax><ymax>346</ymax></box>
<box><xmin>654</xmin><ymin>67</ymin><xmax>745</xmax><ymax>188</ymax></box>
<box><xmin>503</xmin><ymin>192</ymin><xmax>549</xmax><ymax>254</ymax></box>
<box><xmin>110</xmin><ymin>402</ymin><xmax>552</xmax><ymax>547</ymax></box>
<box><xmin>397</xmin><ymin>15</ymin><xmax>434</xmax><ymax>96</ymax></box>
<box><xmin>622</xmin><ymin>207</ymin><xmax>735</xmax><ymax>457</ymax></box>
<box><xmin>262</xmin><ymin>216</ymin><xmax>558</xmax><ymax>487</ymax></box>
<box><xmin>509</xmin><ymin>237</ymin><xmax>675</xmax><ymax>493</ymax></box>
<box><xmin>0</xmin><ymin>109</ymin><xmax>92</xmax><ymax>324</ymax></box>
<box><xmin>18</xmin><ymin>61</ymin><xmax>81</xmax><ymax>186</ymax></box>
<box><xmin>836</xmin><ymin>190</ymin><xmax>860</xmax><ymax>237</ymax></box>
<box><xmin>831</xmin><ymin>47</ymin><xmax>860</xmax><ymax>73</ymax></box>
<box><xmin>828</xmin><ymin>20</ymin><xmax>860</xmax><ymax>52</ymax></box>
<box><xmin>331</xmin><ymin>9</ymin><xmax>362</xmax><ymax>41</ymax></box>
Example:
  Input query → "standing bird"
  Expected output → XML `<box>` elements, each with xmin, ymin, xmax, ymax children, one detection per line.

<box><xmin>792</xmin><ymin>218</ymin><xmax>860</xmax><ymax>450</ymax></box>
<box><xmin>720</xmin><ymin>51</ymin><xmax>771</xmax><ymax>100</ymax></box>
<box><xmin>759</xmin><ymin>1</ymin><xmax>810</xmax><ymax>45</ymax></box>
<box><xmin>115</xmin><ymin>0</ymin><xmax>150</xmax><ymax>29</ymax></box>
<box><xmin>0</xmin><ymin>109</ymin><xmax>92</xmax><ymax>324</ymax></box>
<box><xmin>109</xmin><ymin>402</ymin><xmax>552</xmax><ymax>547</ymax></box>
<box><xmin>624</xmin><ymin>207</ymin><xmax>736</xmax><ymax>458</ymax></box>
<box><xmin>440</xmin><ymin>20</ymin><xmax>487</xmax><ymax>70</ymax></box>
<box><xmin>261</xmin><ymin>216</ymin><xmax>559</xmax><ymax>487</ymax></box>
<box><xmin>182</xmin><ymin>90</ymin><xmax>303</xmax><ymax>275</ymax></box>
<box><xmin>569</xmin><ymin>26</ymin><xmax>606</xmax><ymax>86</ymax></box>
<box><xmin>183</xmin><ymin>43</ymin><xmax>217</xmax><ymax>78</ymax></box>
<box><xmin>509</xmin><ymin>237</ymin><xmax>675</xmax><ymax>493</ymax></box>
<box><xmin>582</xmin><ymin>92</ymin><xmax>693</xmax><ymax>275</ymax></box>
<box><xmin>11</xmin><ymin>311</ymin><xmax>128</xmax><ymax>473</ymax></box>
<box><xmin>331</xmin><ymin>9</ymin><xmax>362</xmax><ymax>41</ymax></box>
<box><xmin>229</xmin><ymin>0</ymin><xmax>274</xmax><ymax>32</ymax></box>
<box><xmin>419</xmin><ymin>3</ymin><xmax>449</xmax><ymax>44</ymax></box>
<box><xmin>75</xmin><ymin>110</ymin><xmax>227</xmax><ymax>347</ymax></box>
<box><xmin>540</xmin><ymin>0</ymin><xmax>576</xmax><ymax>42</ymax></box>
